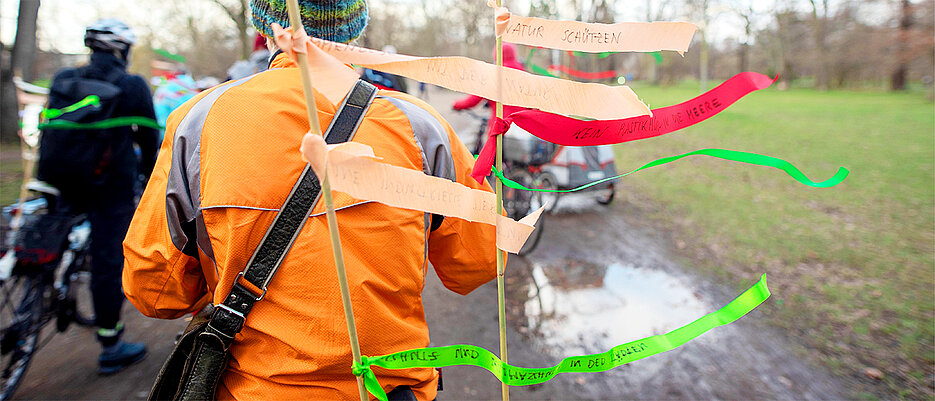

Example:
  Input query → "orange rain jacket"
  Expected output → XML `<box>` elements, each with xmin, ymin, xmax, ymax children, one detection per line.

<box><xmin>123</xmin><ymin>53</ymin><xmax>498</xmax><ymax>400</ymax></box>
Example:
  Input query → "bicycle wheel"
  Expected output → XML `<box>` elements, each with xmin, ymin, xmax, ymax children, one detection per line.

<box><xmin>56</xmin><ymin>248</ymin><xmax>95</xmax><ymax>331</ymax></box>
<box><xmin>535</xmin><ymin>173</ymin><xmax>559</xmax><ymax>214</ymax></box>
<box><xmin>596</xmin><ymin>183</ymin><xmax>615</xmax><ymax>205</ymax></box>
<box><xmin>517</xmin><ymin>173</ymin><xmax>554</xmax><ymax>256</ymax></box>
<box><xmin>0</xmin><ymin>272</ymin><xmax>48</xmax><ymax>400</ymax></box>
<box><xmin>502</xmin><ymin>168</ymin><xmax>533</xmax><ymax>219</ymax></box>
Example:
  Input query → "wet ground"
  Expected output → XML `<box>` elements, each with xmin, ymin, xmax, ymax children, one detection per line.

<box><xmin>9</xmin><ymin>85</ymin><xmax>850</xmax><ymax>399</ymax></box>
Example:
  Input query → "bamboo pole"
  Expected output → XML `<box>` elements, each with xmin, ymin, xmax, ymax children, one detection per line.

<box><xmin>494</xmin><ymin>0</ymin><xmax>509</xmax><ymax>399</ymax></box>
<box><xmin>283</xmin><ymin>1</ymin><xmax>367</xmax><ymax>400</ymax></box>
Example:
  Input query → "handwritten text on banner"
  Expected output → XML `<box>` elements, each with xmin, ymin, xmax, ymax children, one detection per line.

<box><xmin>301</xmin><ymin>135</ymin><xmax>542</xmax><ymax>254</ymax></box>
<box><xmin>308</xmin><ymin>38</ymin><xmax>651</xmax><ymax>120</ymax></box>
<box><xmin>492</xmin><ymin>2</ymin><xmax>697</xmax><ymax>54</ymax></box>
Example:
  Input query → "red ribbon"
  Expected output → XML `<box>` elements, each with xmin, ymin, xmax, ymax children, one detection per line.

<box><xmin>469</xmin><ymin>72</ymin><xmax>777</xmax><ymax>183</ymax></box>
<box><xmin>549</xmin><ymin>64</ymin><xmax>618</xmax><ymax>80</ymax></box>
<box><xmin>470</xmin><ymin>117</ymin><xmax>513</xmax><ymax>182</ymax></box>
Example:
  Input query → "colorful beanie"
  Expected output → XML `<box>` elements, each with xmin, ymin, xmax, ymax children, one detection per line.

<box><xmin>250</xmin><ymin>0</ymin><xmax>368</xmax><ymax>44</ymax></box>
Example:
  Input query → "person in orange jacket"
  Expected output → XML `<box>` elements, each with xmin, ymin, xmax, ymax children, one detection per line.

<box><xmin>121</xmin><ymin>0</ymin><xmax>498</xmax><ymax>399</ymax></box>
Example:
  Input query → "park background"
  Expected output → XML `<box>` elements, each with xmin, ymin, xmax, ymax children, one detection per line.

<box><xmin>1</xmin><ymin>0</ymin><xmax>933</xmax><ymax>400</ymax></box>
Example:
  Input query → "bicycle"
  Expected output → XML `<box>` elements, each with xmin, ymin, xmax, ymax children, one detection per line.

<box><xmin>0</xmin><ymin>182</ymin><xmax>96</xmax><ymax>400</ymax></box>
<box><xmin>0</xmin><ymin>80</ymin><xmax>96</xmax><ymax>401</ymax></box>
<box><xmin>461</xmin><ymin>109</ymin><xmax>489</xmax><ymax>157</ymax></box>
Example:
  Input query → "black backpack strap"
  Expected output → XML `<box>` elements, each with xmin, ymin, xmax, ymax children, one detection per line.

<box><xmin>206</xmin><ymin>80</ymin><xmax>378</xmax><ymax>346</ymax></box>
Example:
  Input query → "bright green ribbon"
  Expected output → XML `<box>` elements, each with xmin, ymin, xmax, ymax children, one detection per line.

<box><xmin>154</xmin><ymin>48</ymin><xmax>187</xmax><ymax>63</ymax></box>
<box><xmin>572</xmin><ymin>51</ymin><xmax>613</xmax><ymax>58</ymax></box>
<box><xmin>355</xmin><ymin>275</ymin><xmax>771</xmax><ymax>401</ymax></box>
<box><xmin>41</xmin><ymin>95</ymin><xmax>100</xmax><ymax>119</ymax></box>
<box><xmin>493</xmin><ymin>148</ymin><xmax>849</xmax><ymax>193</ymax></box>
<box><xmin>38</xmin><ymin>116</ymin><xmax>164</xmax><ymax>130</ymax></box>
<box><xmin>528</xmin><ymin>63</ymin><xmax>559</xmax><ymax>78</ymax></box>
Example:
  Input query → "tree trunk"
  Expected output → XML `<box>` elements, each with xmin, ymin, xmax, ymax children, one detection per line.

<box><xmin>238</xmin><ymin>0</ymin><xmax>250</xmax><ymax>59</ymax></box>
<box><xmin>1</xmin><ymin>44</ymin><xmax>20</xmax><ymax>143</ymax></box>
<box><xmin>808</xmin><ymin>0</ymin><xmax>829</xmax><ymax>90</ymax></box>
<box><xmin>739</xmin><ymin>12</ymin><xmax>751</xmax><ymax>74</ymax></box>
<box><xmin>12</xmin><ymin>0</ymin><xmax>41</xmax><ymax>82</ymax></box>
<box><xmin>213</xmin><ymin>0</ymin><xmax>251</xmax><ymax>60</ymax></box>
<box><xmin>699</xmin><ymin>28</ymin><xmax>709</xmax><ymax>92</ymax></box>
<box><xmin>891</xmin><ymin>0</ymin><xmax>912</xmax><ymax>91</ymax></box>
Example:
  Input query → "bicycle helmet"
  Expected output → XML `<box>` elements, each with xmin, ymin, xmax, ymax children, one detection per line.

<box><xmin>84</xmin><ymin>19</ymin><xmax>136</xmax><ymax>53</ymax></box>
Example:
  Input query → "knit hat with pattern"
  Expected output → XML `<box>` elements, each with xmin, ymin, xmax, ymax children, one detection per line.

<box><xmin>250</xmin><ymin>0</ymin><xmax>367</xmax><ymax>44</ymax></box>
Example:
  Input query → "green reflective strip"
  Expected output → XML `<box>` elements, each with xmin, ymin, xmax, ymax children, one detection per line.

<box><xmin>494</xmin><ymin>148</ymin><xmax>849</xmax><ymax>192</ymax></box>
<box><xmin>356</xmin><ymin>275</ymin><xmax>770</xmax><ymax>401</ymax></box>
<box><xmin>41</xmin><ymin>95</ymin><xmax>101</xmax><ymax>119</ymax></box>
<box><xmin>97</xmin><ymin>321</ymin><xmax>124</xmax><ymax>337</ymax></box>
<box><xmin>38</xmin><ymin>117</ymin><xmax>164</xmax><ymax>130</ymax></box>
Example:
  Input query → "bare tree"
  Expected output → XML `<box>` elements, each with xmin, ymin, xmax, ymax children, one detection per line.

<box><xmin>1</xmin><ymin>43</ymin><xmax>19</xmax><ymax>142</ymax></box>
<box><xmin>2</xmin><ymin>0</ymin><xmax>41</xmax><ymax>142</ymax></box>
<box><xmin>11</xmin><ymin>0</ymin><xmax>41</xmax><ymax>82</ymax></box>
<box><xmin>807</xmin><ymin>0</ymin><xmax>830</xmax><ymax>90</ymax></box>
<box><xmin>686</xmin><ymin>0</ymin><xmax>713</xmax><ymax>91</ymax></box>
<box><xmin>891</xmin><ymin>0</ymin><xmax>913</xmax><ymax>90</ymax></box>
<box><xmin>212</xmin><ymin>0</ymin><xmax>252</xmax><ymax>59</ymax></box>
<box><xmin>731</xmin><ymin>0</ymin><xmax>755</xmax><ymax>74</ymax></box>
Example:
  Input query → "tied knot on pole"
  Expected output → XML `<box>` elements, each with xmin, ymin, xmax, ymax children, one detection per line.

<box><xmin>351</xmin><ymin>356</ymin><xmax>369</xmax><ymax>377</ymax></box>
<box><xmin>470</xmin><ymin>117</ymin><xmax>512</xmax><ymax>183</ymax></box>
<box><xmin>272</xmin><ymin>23</ymin><xmax>310</xmax><ymax>60</ymax></box>
<box><xmin>487</xmin><ymin>0</ymin><xmax>511</xmax><ymax>37</ymax></box>
<box><xmin>352</xmin><ymin>356</ymin><xmax>389</xmax><ymax>401</ymax></box>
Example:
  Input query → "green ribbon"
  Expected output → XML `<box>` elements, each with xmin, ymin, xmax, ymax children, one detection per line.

<box><xmin>38</xmin><ymin>116</ymin><xmax>164</xmax><ymax>131</ymax></box>
<box><xmin>41</xmin><ymin>95</ymin><xmax>100</xmax><ymax>119</ymax></box>
<box><xmin>355</xmin><ymin>275</ymin><xmax>771</xmax><ymax>401</ymax></box>
<box><xmin>528</xmin><ymin>63</ymin><xmax>559</xmax><ymax>78</ymax></box>
<box><xmin>154</xmin><ymin>48</ymin><xmax>187</xmax><ymax>63</ymax></box>
<box><xmin>493</xmin><ymin>148</ymin><xmax>849</xmax><ymax>193</ymax></box>
<box><xmin>650</xmin><ymin>51</ymin><xmax>663</xmax><ymax>64</ymax></box>
<box><xmin>572</xmin><ymin>51</ymin><xmax>613</xmax><ymax>58</ymax></box>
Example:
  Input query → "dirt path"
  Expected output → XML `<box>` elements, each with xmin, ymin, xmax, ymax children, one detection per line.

<box><xmin>9</xmin><ymin>85</ymin><xmax>849</xmax><ymax>400</ymax></box>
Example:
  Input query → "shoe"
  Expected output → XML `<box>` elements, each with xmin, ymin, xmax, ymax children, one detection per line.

<box><xmin>98</xmin><ymin>341</ymin><xmax>147</xmax><ymax>375</ymax></box>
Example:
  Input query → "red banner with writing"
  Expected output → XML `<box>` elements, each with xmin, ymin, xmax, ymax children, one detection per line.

<box><xmin>470</xmin><ymin>72</ymin><xmax>776</xmax><ymax>182</ymax></box>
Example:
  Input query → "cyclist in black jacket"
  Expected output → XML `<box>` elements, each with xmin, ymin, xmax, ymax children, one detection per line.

<box><xmin>39</xmin><ymin>19</ymin><xmax>156</xmax><ymax>375</ymax></box>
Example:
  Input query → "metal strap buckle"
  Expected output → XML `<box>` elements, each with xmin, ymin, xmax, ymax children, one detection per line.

<box><xmin>236</xmin><ymin>271</ymin><xmax>268</xmax><ymax>301</ymax></box>
<box><xmin>216</xmin><ymin>303</ymin><xmax>245</xmax><ymax>320</ymax></box>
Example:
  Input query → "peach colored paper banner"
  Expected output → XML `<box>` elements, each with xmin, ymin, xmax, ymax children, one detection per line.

<box><xmin>491</xmin><ymin>3</ymin><xmax>697</xmax><ymax>54</ymax></box>
<box><xmin>305</xmin><ymin>38</ymin><xmax>650</xmax><ymax>120</ymax></box>
<box><xmin>273</xmin><ymin>24</ymin><xmax>360</xmax><ymax>105</ymax></box>
<box><xmin>301</xmin><ymin>134</ymin><xmax>543</xmax><ymax>254</ymax></box>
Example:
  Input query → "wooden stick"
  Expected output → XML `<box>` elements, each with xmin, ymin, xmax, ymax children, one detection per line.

<box><xmin>283</xmin><ymin>1</ymin><xmax>367</xmax><ymax>400</ymax></box>
<box><xmin>494</xmin><ymin>0</ymin><xmax>509</xmax><ymax>399</ymax></box>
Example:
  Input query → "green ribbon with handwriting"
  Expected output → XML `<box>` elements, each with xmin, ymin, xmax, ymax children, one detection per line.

<box><xmin>40</xmin><ymin>95</ymin><xmax>100</xmax><ymax>119</ymax></box>
<box><xmin>493</xmin><ymin>148</ymin><xmax>848</xmax><ymax>193</ymax></box>
<box><xmin>354</xmin><ymin>274</ymin><xmax>770</xmax><ymax>401</ymax></box>
<box><xmin>38</xmin><ymin>116</ymin><xmax>164</xmax><ymax>130</ymax></box>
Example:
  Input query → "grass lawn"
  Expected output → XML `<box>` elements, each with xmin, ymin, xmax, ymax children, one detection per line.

<box><xmin>615</xmin><ymin>82</ymin><xmax>934</xmax><ymax>399</ymax></box>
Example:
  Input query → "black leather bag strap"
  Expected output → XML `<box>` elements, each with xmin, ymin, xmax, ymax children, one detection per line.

<box><xmin>206</xmin><ymin>80</ymin><xmax>378</xmax><ymax>346</ymax></box>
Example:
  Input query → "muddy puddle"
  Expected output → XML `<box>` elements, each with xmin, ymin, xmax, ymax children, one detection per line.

<box><xmin>524</xmin><ymin>261</ymin><xmax>709</xmax><ymax>356</ymax></box>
